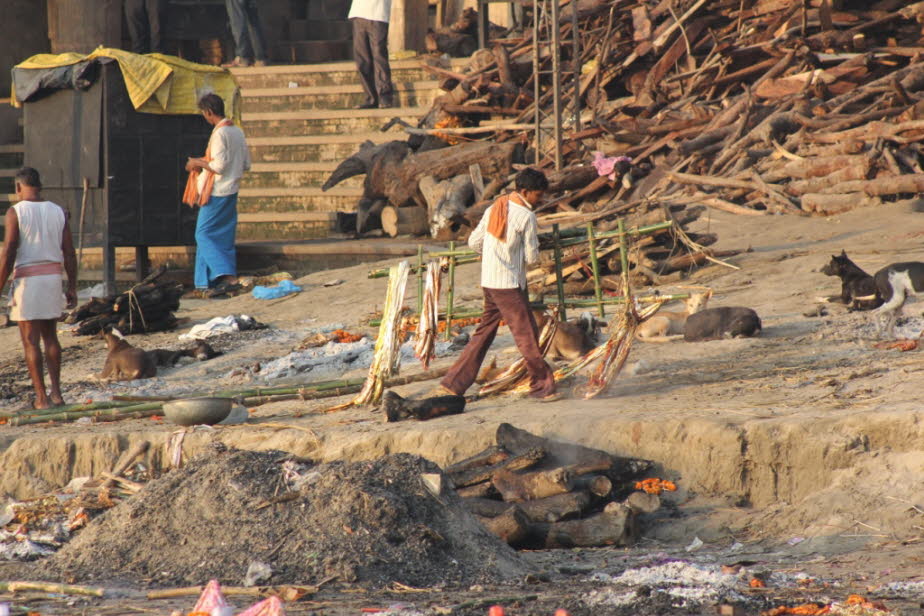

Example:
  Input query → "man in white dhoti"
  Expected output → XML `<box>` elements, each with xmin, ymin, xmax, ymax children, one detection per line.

<box><xmin>0</xmin><ymin>168</ymin><xmax>78</xmax><ymax>409</ymax></box>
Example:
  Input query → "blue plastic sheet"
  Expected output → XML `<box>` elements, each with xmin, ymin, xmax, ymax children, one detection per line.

<box><xmin>252</xmin><ymin>279</ymin><xmax>302</xmax><ymax>300</ymax></box>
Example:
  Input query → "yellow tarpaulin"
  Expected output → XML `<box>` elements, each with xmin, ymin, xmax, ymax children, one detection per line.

<box><xmin>11</xmin><ymin>47</ymin><xmax>241</xmax><ymax>124</ymax></box>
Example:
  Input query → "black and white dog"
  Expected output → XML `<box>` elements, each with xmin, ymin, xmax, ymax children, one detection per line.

<box><xmin>872</xmin><ymin>262</ymin><xmax>924</xmax><ymax>337</ymax></box>
<box><xmin>820</xmin><ymin>250</ymin><xmax>882</xmax><ymax>311</ymax></box>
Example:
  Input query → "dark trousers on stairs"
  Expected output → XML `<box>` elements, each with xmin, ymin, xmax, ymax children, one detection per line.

<box><xmin>351</xmin><ymin>17</ymin><xmax>394</xmax><ymax>106</ymax></box>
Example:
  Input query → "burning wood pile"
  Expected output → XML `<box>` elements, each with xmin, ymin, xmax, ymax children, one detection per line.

<box><xmin>448</xmin><ymin>423</ymin><xmax>668</xmax><ymax>549</ymax></box>
<box><xmin>66</xmin><ymin>267</ymin><xmax>183</xmax><ymax>336</ymax></box>
<box><xmin>327</xmin><ymin>0</ymin><xmax>924</xmax><ymax>254</ymax></box>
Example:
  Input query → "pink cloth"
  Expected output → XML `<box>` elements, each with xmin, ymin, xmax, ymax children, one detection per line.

<box><xmin>192</xmin><ymin>579</ymin><xmax>229</xmax><ymax>613</ymax></box>
<box><xmin>591</xmin><ymin>151</ymin><xmax>632</xmax><ymax>181</ymax></box>
<box><xmin>13</xmin><ymin>262</ymin><xmax>63</xmax><ymax>279</ymax></box>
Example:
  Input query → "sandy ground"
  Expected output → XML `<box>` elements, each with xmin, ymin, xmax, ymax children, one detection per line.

<box><xmin>4</xmin><ymin>204</ymin><xmax>924</xmax><ymax>613</ymax></box>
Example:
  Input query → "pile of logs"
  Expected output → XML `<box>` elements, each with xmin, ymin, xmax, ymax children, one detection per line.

<box><xmin>66</xmin><ymin>268</ymin><xmax>183</xmax><ymax>336</ymax></box>
<box><xmin>327</xmin><ymin>0</ymin><xmax>924</xmax><ymax>256</ymax></box>
<box><xmin>448</xmin><ymin>423</ymin><xmax>663</xmax><ymax>549</ymax></box>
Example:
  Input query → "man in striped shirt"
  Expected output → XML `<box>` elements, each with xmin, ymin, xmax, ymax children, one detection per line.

<box><xmin>438</xmin><ymin>168</ymin><xmax>559</xmax><ymax>401</ymax></box>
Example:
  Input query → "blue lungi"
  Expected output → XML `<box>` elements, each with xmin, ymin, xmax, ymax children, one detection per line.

<box><xmin>195</xmin><ymin>193</ymin><xmax>238</xmax><ymax>289</ymax></box>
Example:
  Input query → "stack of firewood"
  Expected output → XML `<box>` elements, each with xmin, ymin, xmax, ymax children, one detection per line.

<box><xmin>66</xmin><ymin>268</ymin><xmax>183</xmax><ymax>336</ymax></box>
<box><xmin>448</xmin><ymin>423</ymin><xmax>663</xmax><ymax>549</ymax></box>
<box><xmin>327</xmin><ymin>0</ymin><xmax>924</xmax><ymax>250</ymax></box>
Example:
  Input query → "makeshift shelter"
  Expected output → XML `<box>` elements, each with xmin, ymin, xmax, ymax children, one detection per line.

<box><xmin>12</xmin><ymin>49</ymin><xmax>240</xmax><ymax>292</ymax></box>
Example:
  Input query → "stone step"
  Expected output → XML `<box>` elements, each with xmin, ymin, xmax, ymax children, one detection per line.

<box><xmin>238</xmin><ymin>186</ymin><xmax>362</xmax><ymax>213</ymax></box>
<box><xmin>242</xmin><ymin>106</ymin><xmax>427</xmax><ymax>137</ymax></box>
<box><xmin>248</xmin><ymin>131</ymin><xmax>400</xmax><ymax>163</ymax></box>
<box><xmin>230</xmin><ymin>58</ymin><xmax>462</xmax><ymax>90</ymax></box>
<box><xmin>241</xmin><ymin>81</ymin><xmax>441</xmax><ymax>112</ymax></box>
<box><xmin>242</xmin><ymin>162</ymin><xmax>361</xmax><ymax>189</ymax></box>
<box><xmin>0</xmin><ymin>167</ymin><xmax>15</xmax><ymax>194</ymax></box>
<box><xmin>269</xmin><ymin>40</ymin><xmax>353</xmax><ymax>65</ymax></box>
<box><xmin>236</xmin><ymin>212</ymin><xmax>337</xmax><ymax>241</ymax></box>
<box><xmin>0</xmin><ymin>143</ymin><xmax>24</xmax><ymax>169</ymax></box>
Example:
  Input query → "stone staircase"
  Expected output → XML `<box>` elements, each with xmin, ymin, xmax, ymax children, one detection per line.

<box><xmin>231</xmin><ymin>58</ymin><xmax>461</xmax><ymax>241</ymax></box>
<box><xmin>0</xmin><ymin>143</ymin><xmax>23</xmax><ymax>213</ymax></box>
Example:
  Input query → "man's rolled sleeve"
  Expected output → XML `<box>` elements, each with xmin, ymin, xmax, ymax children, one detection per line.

<box><xmin>524</xmin><ymin>213</ymin><xmax>540</xmax><ymax>265</ymax></box>
<box><xmin>209</xmin><ymin>131</ymin><xmax>230</xmax><ymax>176</ymax></box>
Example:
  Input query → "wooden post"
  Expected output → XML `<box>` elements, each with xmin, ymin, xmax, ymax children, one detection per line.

<box><xmin>552</xmin><ymin>224</ymin><xmax>567</xmax><ymax>321</ymax></box>
<box><xmin>416</xmin><ymin>244</ymin><xmax>424</xmax><ymax>315</ymax></box>
<box><xmin>388</xmin><ymin>0</ymin><xmax>428</xmax><ymax>53</ymax></box>
<box><xmin>618</xmin><ymin>218</ymin><xmax>630</xmax><ymax>300</ymax></box>
<box><xmin>446</xmin><ymin>240</ymin><xmax>456</xmax><ymax>340</ymax></box>
<box><xmin>586</xmin><ymin>222</ymin><xmax>604</xmax><ymax>319</ymax></box>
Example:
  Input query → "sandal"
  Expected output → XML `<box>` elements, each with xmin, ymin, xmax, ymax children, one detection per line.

<box><xmin>206</xmin><ymin>281</ymin><xmax>242</xmax><ymax>299</ymax></box>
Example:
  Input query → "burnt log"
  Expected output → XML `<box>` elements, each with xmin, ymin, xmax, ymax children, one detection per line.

<box><xmin>382</xmin><ymin>391</ymin><xmax>466</xmax><ymax>422</ymax></box>
<box><xmin>445</xmin><ymin>446</ymin><xmax>510</xmax><ymax>475</ymax></box>
<box><xmin>495</xmin><ymin>423</ymin><xmax>653</xmax><ymax>485</ymax></box>
<box><xmin>464</xmin><ymin>490</ymin><xmax>593</xmax><ymax>523</ymax></box>
<box><xmin>450</xmin><ymin>447</ymin><xmax>545</xmax><ymax>488</ymax></box>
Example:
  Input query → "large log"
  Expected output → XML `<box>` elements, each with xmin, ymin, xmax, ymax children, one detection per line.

<box><xmin>380</xmin><ymin>141</ymin><xmax>517</xmax><ymax>208</ymax></box>
<box><xmin>531</xmin><ymin>502</ymin><xmax>633</xmax><ymax>548</ymax></box>
<box><xmin>382</xmin><ymin>390</ymin><xmax>466</xmax><ymax>421</ymax></box>
<box><xmin>322</xmin><ymin>140</ymin><xmax>411</xmax><ymax>191</ymax></box>
<box><xmin>492</xmin><ymin>467</ymin><xmax>573</xmax><ymax>502</ymax></box>
<box><xmin>801</xmin><ymin>192</ymin><xmax>882</xmax><ymax>214</ymax></box>
<box><xmin>495</xmin><ymin>423</ymin><xmax>653</xmax><ymax>482</ymax></box>
<box><xmin>381</xmin><ymin>205</ymin><xmax>429</xmax><ymax>237</ymax></box>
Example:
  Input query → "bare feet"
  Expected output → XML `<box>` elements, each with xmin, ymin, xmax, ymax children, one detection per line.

<box><xmin>33</xmin><ymin>397</ymin><xmax>52</xmax><ymax>410</ymax></box>
<box><xmin>50</xmin><ymin>393</ymin><xmax>65</xmax><ymax>407</ymax></box>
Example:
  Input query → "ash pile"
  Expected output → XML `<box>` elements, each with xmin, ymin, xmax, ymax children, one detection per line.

<box><xmin>45</xmin><ymin>448</ymin><xmax>527</xmax><ymax>588</ymax></box>
<box><xmin>452</xmin><ymin>424</ymin><xmax>664</xmax><ymax>549</ymax></box>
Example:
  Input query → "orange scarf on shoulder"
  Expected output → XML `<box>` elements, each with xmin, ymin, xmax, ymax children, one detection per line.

<box><xmin>182</xmin><ymin>118</ymin><xmax>233</xmax><ymax>207</ymax></box>
<box><xmin>487</xmin><ymin>191</ymin><xmax>528</xmax><ymax>242</ymax></box>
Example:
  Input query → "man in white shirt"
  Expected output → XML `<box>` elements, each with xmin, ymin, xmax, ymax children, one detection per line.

<box><xmin>349</xmin><ymin>0</ymin><xmax>395</xmax><ymax>109</ymax></box>
<box><xmin>0</xmin><ymin>167</ymin><xmax>78</xmax><ymax>409</ymax></box>
<box><xmin>185</xmin><ymin>93</ymin><xmax>251</xmax><ymax>296</ymax></box>
<box><xmin>438</xmin><ymin>168</ymin><xmax>559</xmax><ymax>401</ymax></box>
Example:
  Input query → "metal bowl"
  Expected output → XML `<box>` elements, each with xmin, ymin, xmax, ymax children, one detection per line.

<box><xmin>162</xmin><ymin>397</ymin><xmax>233</xmax><ymax>426</ymax></box>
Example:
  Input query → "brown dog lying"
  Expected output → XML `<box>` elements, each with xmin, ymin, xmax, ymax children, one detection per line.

<box><xmin>97</xmin><ymin>328</ymin><xmax>157</xmax><ymax>381</ymax></box>
<box><xmin>532</xmin><ymin>310</ymin><xmax>602</xmax><ymax>360</ymax></box>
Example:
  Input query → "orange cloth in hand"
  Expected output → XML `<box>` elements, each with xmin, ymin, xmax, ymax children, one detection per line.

<box><xmin>182</xmin><ymin>118</ymin><xmax>233</xmax><ymax>207</ymax></box>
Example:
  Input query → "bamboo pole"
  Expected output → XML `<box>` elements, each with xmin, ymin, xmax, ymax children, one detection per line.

<box><xmin>618</xmin><ymin>218</ymin><xmax>630</xmax><ymax>291</ymax></box>
<box><xmin>8</xmin><ymin>370</ymin><xmax>454</xmax><ymax>426</ymax></box>
<box><xmin>367</xmin><ymin>221</ymin><xmax>674</xmax><ymax>279</ymax></box>
<box><xmin>552</xmin><ymin>224</ymin><xmax>567</xmax><ymax>322</ymax></box>
<box><xmin>587</xmin><ymin>222</ymin><xmax>605</xmax><ymax>318</ymax></box>
<box><xmin>446</xmin><ymin>240</ymin><xmax>456</xmax><ymax>341</ymax></box>
<box><xmin>416</xmin><ymin>244</ymin><xmax>424</xmax><ymax>315</ymax></box>
<box><xmin>0</xmin><ymin>581</ymin><xmax>106</xmax><ymax>597</ymax></box>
